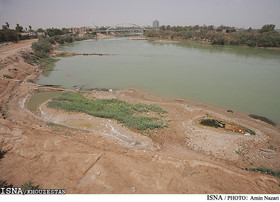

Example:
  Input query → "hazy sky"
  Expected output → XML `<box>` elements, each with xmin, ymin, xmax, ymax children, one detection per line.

<box><xmin>1</xmin><ymin>0</ymin><xmax>280</xmax><ymax>29</ymax></box>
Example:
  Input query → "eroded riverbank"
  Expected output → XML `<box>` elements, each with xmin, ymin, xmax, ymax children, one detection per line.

<box><xmin>0</xmin><ymin>40</ymin><xmax>280</xmax><ymax>194</ymax></box>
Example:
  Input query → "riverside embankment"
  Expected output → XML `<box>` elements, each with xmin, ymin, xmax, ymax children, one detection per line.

<box><xmin>0</xmin><ymin>39</ymin><xmax>280</xmax><ymax>194</ymax></box>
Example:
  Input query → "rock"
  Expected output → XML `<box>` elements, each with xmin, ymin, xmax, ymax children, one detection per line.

<box><xmin>155</xmin><ymin>143</ymin><xmax>161</xmax><ymax>150</ymax></box>
<box><xmin>96</xmin><ymin>171</ymin><xmax>101</xmax><ymax>176</ymax></box>
<box><xmin>131</xmin><ymin>186</ymin><xmax>136</xmax><ymax>193</ymax></box>
<box><xmin>132</xmin><ymin>141</ymin><xmax>141</xmax><ymax>146</ymax></box>
<box><xmin>259</xmin><ymin>148</ymin><xmax>274</xmax><ymax>153</ymax></box>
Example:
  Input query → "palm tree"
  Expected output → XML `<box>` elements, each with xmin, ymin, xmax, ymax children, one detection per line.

<box><xmin>5</xmin><ymin>22</ymin><xmax>9</xmax><ymax>29</ymax></box>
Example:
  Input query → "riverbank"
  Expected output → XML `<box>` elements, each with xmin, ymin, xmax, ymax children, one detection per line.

<box><xmin>0</xmin><ymin>40</ymin><xmax>280</xmax><ymax>194</ymax></box>
<box><xmin>146</xmin><ymin>36</ymin><xmax>280</xmax><ymax>50</ymax></box>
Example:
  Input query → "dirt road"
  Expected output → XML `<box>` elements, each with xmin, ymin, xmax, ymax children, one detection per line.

<box><xmin>0</xmin><ymin>40</ymin><xmax>279</xmax><ymax>194</ymax></box>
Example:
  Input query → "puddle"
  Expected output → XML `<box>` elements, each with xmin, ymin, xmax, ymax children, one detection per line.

<box><xmin>71</xmin><ymin>122</ymin><xmax>93</xmax><ymax>128</ymax></box>
<box><xmin>27</xmin><ymin>91</ymin><xmax>63</xmax><ymax>114</ymax></box>
<box><xmin>199</xmin><ymin>118</ymin><xmax>255</xmax><ymax>135</ymax></box>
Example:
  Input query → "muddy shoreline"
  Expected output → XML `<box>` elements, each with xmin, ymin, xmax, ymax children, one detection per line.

<box><xmin>0</xmin><ymin>39</ymin><xmax>280</xmax><ymax>194</ymax></box>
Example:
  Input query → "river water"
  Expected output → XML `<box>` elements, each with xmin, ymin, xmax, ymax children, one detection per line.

<box><xmin>37</xmin><ymin>38</ymin><xmax>280</xmax><ymax>124</ymax></box>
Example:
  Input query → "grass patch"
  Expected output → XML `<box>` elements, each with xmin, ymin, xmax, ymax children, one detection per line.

<box><xmin>27</xmin><ymin>56</ymin><xmax>57</xmax><ymax>70</ymax></box>
<box><xmin>46</xmin><ymin>121</ymin><xmax>64</xmax><ymax>127</ymax></box>
<box><xmin>47</xmin><ymin>91</ymin><xmax>168</xmax><ymax>131</ymax></box>
<box><xmin>246</xmin><ymin>167</ymin><xmax>280</xmax><ymax>178</ymax></box>
<box><xmin>3</xmin><ymin>74</ymin><xmax>13</xmax><ymax>79</ymax></box>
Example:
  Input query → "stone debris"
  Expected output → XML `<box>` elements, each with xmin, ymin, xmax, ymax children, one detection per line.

<box><xmin>131</xmin><ymin>186</ymin><xmax>136</xmax><ymax>193</ymax></box>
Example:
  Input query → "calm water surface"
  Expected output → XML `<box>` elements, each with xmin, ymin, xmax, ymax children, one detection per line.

<box><xmin>37</xmin><ymin>38</ymin><xmax>280</xmax><ymax>124</ymax></box>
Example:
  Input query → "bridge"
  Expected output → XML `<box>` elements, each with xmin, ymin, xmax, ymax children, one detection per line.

<box><xmin>95</xmin><ymin>23</ymin><xmax>146</xmax><ymax>36</ymax></box>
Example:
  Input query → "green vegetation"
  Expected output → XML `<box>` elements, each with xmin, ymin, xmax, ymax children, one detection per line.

<box><xmin>0</xmin><ymin>29</ymin><xmax>20</xmax><ymax>42</ymax></box>
<box><xmin>144</xmin><ymin>24</ymin><xmax>280</xmax><ymax>47</ymax></box>
<box><xmin>0</xmin><ymin>179</ymin><xmax>39</xmax><ymax>190</ymax></box>
<box><xmin>27</xmin><ymin>79</ymin><xmax>34</xmax><ymax>83</ymax></box>
<box><xmin>31</xmin><ymin>37</ymin><xmax>53</xmax><ymax>58</ymax></box>
<box><xmin>200</xmin><ymin>119</ymin><xmax>222</xmax><ymax>128</ymax></box>
<box><xmin>46</xmin><ymin>28</ymin><xmax>67</xmax><ymax>37</ymax></box>
<box><xmin>1</xmin><ymin>22</ymin><xmax>92</xmax><ymax>43</ymax></box>
<box><xmin>46</xmin><ymin>121</ymin><xmax>64</xmax><ymax>127</ymax></box>
<box><xmin>21</xmin><ymin>181</ymin><xmax>39</xmax><ymax>191</ymax></box>
<box><xmin>0</xmin><ymin>180</ymin><xmax>13</xmax><ymax>188</ymax></box>
<box><xmin>47</xmin><ymin>91</ymin><xmax>168</xmax><ymax>131</ymax></box>
<box><xmin>26</xmin><ymin>37</ymin><xmax>58</xmax><ymax>71</ymax></box>
<box><xmin>235</xmin><ymin>149</ymin><xmax>245</xmax><ymax>158</ymax></box>
<box><xmin>27</xmin><ymin>91</ymin><xmax>63</xmax><ymax>114</ymax></box>
<box><xmin>3</xmin><ymin>74</ymin><xmax>13</xmax><ymax>79</ymax></box>
<box><xmin>246</xmin><ymin>167</ymin><xmax>280</xmax><ymax>178</ymax></box>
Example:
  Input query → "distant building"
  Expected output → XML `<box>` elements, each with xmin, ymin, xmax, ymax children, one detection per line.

<box><xmin>153</xmin><ymin>19</ymin><xmax>159</xmax><ymax>28</ymax></box>
<box><xmin>68</xmin><ymin>27</ymin><xmax>92</xmax><ymax>36</ymax></box>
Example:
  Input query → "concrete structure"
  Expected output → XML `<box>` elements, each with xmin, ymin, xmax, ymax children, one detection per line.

<box><xmin>105</xmin><ymin>23</ymin><xmax>145</xmax><ymax>36</ymax></box>
<box><xmin>153</xmin><ymin>19</ymin><xmax>159</xmax><ymax>28</ymax></box>
<box><xmin>68</xmin><ymin>27</ymin><xmax>91</xmax><ymax>35</ymax></box>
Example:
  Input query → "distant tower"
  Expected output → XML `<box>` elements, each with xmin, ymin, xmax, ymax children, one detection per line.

<box><xmin>153</xmin><ymin>19</ymin><xmax>159</xmax><ymax>28</ymax></box>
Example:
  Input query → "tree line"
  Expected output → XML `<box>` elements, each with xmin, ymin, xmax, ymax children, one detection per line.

<box><xmin>0</xmin><ymin>22</ymin><xmax>93</xmax><ymax>43</ymax></box>
<box><xmin>144</xmin><ymin>24</ymin><xmax>280</xmax><ymax>47</ymax></box>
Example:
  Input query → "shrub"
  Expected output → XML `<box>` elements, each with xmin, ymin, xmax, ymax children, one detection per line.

<box><xmin>0</xmin><ymin>29</ymin><xmax>20</xmax><ymax>42</ymax></box>
<box><xmin>0</xmin><ymin>180</ymin><xmax>13</xmax><ymax>188</ymax></box>
<box><xmin>27</xmin><ymin>79</ymin><xmax>34</xmax><ymax>83</ymax></box>
<box><xmin>3</xmin><ymin>74</ymin><xmax>13</xmax><ymax>79</ymax></box>
<box><xmin>21</xmin><ymin>181</ymin><xmax>39</xmax><ymax>191</ymax></box>
<box><xmin>31</xmin><ymin>37</ymin><xmax>53</xmax><ymax>57</ymax></box>
<box><xmin>246</xmin><ymin>167</ymin><xmax>280</xmax><ymax>178</ymax></box>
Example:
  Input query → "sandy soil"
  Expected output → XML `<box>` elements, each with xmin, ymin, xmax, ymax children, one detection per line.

<box><xmin>96</xmin><ymin>33</ymin><xmax>115</xmax><ymax>39</ymax></box>
<box><xmin>0</xmin><ymin>40</ymin><xmax>280</xmax><ymax>194</ymax></box>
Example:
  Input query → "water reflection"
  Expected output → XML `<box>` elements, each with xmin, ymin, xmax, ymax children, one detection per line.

<box><xmin>39</xmin><ymin>38</ymin><xmax>280</xmax><ymax>124</ymax></box>
<box><xmin>148</xmin><ymin>39</ymin><xmax>280</xmax><ymax>60</ymax></box>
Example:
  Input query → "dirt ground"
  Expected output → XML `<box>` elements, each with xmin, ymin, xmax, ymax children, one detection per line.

<box><xmin>0</xmin><ymin>39</ymin><xmax>280</xmax><ymax>194</ymax></box>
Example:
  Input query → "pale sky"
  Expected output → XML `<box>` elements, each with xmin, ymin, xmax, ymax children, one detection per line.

<box><xmin>0</xmin><ymin>0</ymin><xmax>280</xmax><ymax>29</ymax></box>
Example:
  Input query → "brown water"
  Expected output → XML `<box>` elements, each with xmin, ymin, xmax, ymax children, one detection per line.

<box><xmin>27</xmin><ymin>91</ymin><xmax>63</xmax><ymax>114</ymax></box>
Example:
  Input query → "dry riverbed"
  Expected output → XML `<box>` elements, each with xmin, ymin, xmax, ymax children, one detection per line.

<box><xmin>0</xmin><ymin>40</ymin><xmax>280</xmax><ymax>194</ymax></box>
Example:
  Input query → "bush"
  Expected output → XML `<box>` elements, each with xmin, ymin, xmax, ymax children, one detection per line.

<box><xmin>31</xmin><ymin>38</ymin><xmax>53</xmax><ymax>57</ymax></box>
<box><xmin>0</xmin><ymin>29</ymin><xmax>20</xmax><ymax>42</ymax></box>
<box><xmin>21</xmin><ymin>181</ymin><xmax>39</xmax><ymax>191</ymax></box>
<box><xmin>3</xmin><ymin>74</ymin><xmax>13</xmax><ymax>79</ymax></box>
<box><xmin>0</xmin><ymin>180</ymin><xmax>13</xmax><ymax>188</ymax></box>
<box><xmin>27</xmin><ymin>79</ymin><xmax>34</xmax><ymax>83</ymax></box>
<box><xmin>246</xmin><ymin>167</ymin><xmax>280</xmax><ymax>178</ymax></box>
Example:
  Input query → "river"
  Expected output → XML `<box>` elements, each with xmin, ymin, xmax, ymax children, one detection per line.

<box><xmin>37</xmin><ymin>38</ymin><xmax>280</xmax><ymax>124</ymax></box>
